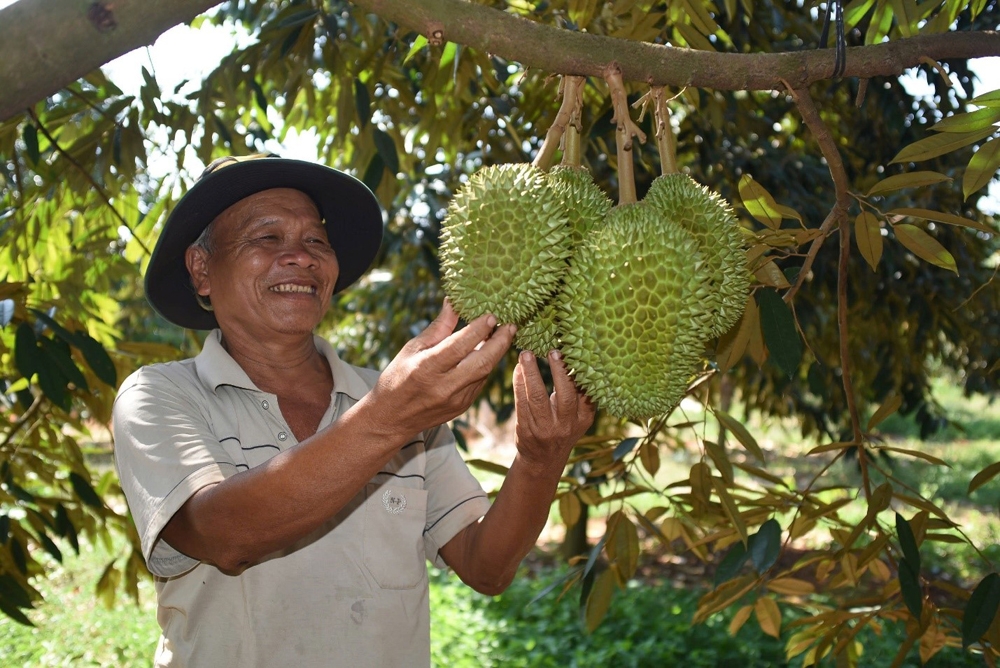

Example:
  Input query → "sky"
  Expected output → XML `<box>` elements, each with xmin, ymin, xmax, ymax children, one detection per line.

<box><xmin>1</xmin><ymin>0</ymin><xmax>998</xmax><ymax>208</ymax></box>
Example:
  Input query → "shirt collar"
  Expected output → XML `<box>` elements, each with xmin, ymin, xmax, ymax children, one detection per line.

<box><xmin>194</xmin><ymin>329</ymin><xmax>370</xmax><ymax>401</ymax></box>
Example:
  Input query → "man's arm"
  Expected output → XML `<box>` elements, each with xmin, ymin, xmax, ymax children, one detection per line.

<box><xmin>158</xmin><ymin>303</ymin><xmax>515</xmax><ymax>574</ymax></box>
<box><xmin>439</xmin><ymin>350</ymin><xmax>596</xmax><ymax>595</ymax></box>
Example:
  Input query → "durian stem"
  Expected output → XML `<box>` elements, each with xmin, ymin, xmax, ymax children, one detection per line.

<box><xmin>605</xmin><ymin>64</ymin><xmax>646</xmax><ymax>205</ymax></box>
<box><xmin>562</xmin><ymin>124</ymin><xmax>582</xmax><ymax>168</ymax></box>
<box><xmin>651</xmin><ymin>86</ymin><xmax>679</xmax><ymax>175</ymax></box>
<box><xmin>533</xmin><ymin>75</ymin><xmax>586</xmax><ymax>172</ymax></box>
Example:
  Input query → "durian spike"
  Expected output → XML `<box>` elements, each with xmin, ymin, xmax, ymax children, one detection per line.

<box><xmin>605</xmin><ymin>63</ymin><xmax>646</xmax><ymax>205</ymax></box>
<box><xmin>651</xmin><ymin>86</ymin><xmax>680</xmax><ymax>175</ymax></box>
<box><xmin>533</xmin><ymin>75</ymin><xmax>586</xmax><ymax>172</ymax></box>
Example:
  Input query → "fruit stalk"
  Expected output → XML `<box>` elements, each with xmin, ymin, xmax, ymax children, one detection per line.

<box><xmin>533</xmin><ymin>75</ymin><xmax>586</xmax><ymax>171</ymax></box>
<box><xmin>605</xmin><ymin>64</ymin><xmax>646</xmax><ymax>205</ymax></box>
<box><xmin>651</xmin><ymin>86</ymin><xmax>679</xmax><ymax>175</ymax></box>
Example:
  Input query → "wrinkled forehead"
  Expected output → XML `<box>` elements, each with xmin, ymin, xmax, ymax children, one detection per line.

<box><xmin>214</xmin><ymin>187</ymin><xmax>324</xmax><ymax>233</ymax></box>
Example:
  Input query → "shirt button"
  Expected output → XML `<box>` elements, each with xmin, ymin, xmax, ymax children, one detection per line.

<box><xmin>277</xmin><ymin>431</ymin><xmax>288</xmax><ymax>441</ymax></box>
<box><xmin>261</xmin><ymin>400</ymin><xmax>270</xmax><ymax>410</ymax></box>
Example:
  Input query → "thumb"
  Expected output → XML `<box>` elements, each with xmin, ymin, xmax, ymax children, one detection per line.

<box><xmin>412</xmin><ymin>299</ymin><xmax>460</xmax><ymax>351</ymax></box>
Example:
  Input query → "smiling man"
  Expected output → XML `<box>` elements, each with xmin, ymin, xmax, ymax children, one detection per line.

<box><xmin>112</xmin><ymin>154</ymin><xmax>595</xmax><ymax>667</ymax></box>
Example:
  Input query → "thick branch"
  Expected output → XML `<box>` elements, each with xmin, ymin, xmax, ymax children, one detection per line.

<box><xmin>0</xmin><ymin>0</ymin><xmax>221</xmax><ymax>122</ymax></box>
<box><xmin>355</xmin><ymin>0</ymin><xmax>1000</xmax><ymax>88</ymax></box>
<box><xmin>2</xmin><ymin>0</ymin><xmax>998</xmax><ymax>123</ymax></box>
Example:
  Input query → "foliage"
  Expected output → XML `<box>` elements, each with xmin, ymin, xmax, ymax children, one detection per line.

<box><xmin>1</xmin><ymin>0</ymin><xmax>999</xmax><ymax>664</ymax></box>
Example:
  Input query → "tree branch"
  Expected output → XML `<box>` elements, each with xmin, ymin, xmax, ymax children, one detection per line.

<box><xmin>788</xmin><ymin>87</ymin><xmax>868</xmax><ymax>496</ymax></box>
<box><xmin>355</xmin><ymin>0</ymin><xmax>1000</xmax><ymax>87</ymax></box>
<box><xmin>2</xmin><ymin>0</ymin><xmax>998</xmax><ymax>123</ymax></box>
<box><xmin>0</xmin><ymin>0</ymin><xmax>221</xmax><ymax>122</ymax></box>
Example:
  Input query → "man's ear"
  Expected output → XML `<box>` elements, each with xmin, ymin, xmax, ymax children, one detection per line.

<box><xmin>185</xmin><ymin>245</ymin><xmax>211</xmax><ymax>297</ymax></box>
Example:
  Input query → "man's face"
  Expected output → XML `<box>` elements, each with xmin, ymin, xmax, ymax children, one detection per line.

<box><xmin>185</xmin><ymin>188</ymin><xmax>339</xmax><ymax>338</ymax></box>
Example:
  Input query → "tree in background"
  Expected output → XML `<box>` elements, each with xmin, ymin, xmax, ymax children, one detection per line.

<box><xmin>1</xmin><ymin>0</ymin><xmax>999</xmax><ymax>663</ymax></box>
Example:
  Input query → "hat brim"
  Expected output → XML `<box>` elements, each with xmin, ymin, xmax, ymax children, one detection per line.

<box><xmin>145</xmin><ymin>158</ymin><xmax>383</xmax><ymax>330</ymax></box>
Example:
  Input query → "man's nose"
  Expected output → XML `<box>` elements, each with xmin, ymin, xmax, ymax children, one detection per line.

<box><xmin>277</xmin><ymin>239</ymin><xmax>319</xmax><ymax>267</ymax></box>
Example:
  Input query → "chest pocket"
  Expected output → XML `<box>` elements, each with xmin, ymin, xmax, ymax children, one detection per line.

<box><xmin>362</xmin><ymin>482</ymin><xmax>428</xmax><ymax>590</ymax></box>
<box><xmin>211</xmin><ymin>388</ymin><xmax>284</xmax><ymax>471</ymax></box>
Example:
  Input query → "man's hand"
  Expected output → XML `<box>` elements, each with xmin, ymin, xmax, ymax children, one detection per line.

<box><xmin>512</xmin><ymin>350</ymin><xmax>596</xmax><ymax>476</ymax></box>
<box><xmin>371</xmin><ymin>300</ymin><xmax>516</xmax><ymax>438</ymax></box>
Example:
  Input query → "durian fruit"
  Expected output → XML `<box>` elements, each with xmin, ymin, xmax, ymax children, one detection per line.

<box><xmin>440</xmin><ymin>163</ymin><xmax>573</xmax><ymax>324</ymax></box>
<box><xmin>558</xmin><ymin>201</ymin><xmax>710</xmax><ymax>420</ymax></box>
<box><xmin>514</xmin><ymin>166</ymin><xmax>613</xmax><ymax>355</ymax></box>
<box><xmin>644</xmin><ymin>174</ymin><xmax>749</xmax><ymax>337</ymax></box>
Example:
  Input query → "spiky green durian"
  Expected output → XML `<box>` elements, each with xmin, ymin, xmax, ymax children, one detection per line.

<box><xmin>440</xmin><ymin>163</ymin><xmax>573</xmax><ymax>324</ymax></box>
<box><xmin>558</xmin><ymin>201</ymin><xmax>712</xmax><ymax>420</ymax></box>
<box><xmin>644</xmin><ymin>174</ymin><xmax>750</xmax><ymax>336</ymax></box>
<box><xmin>515</xmin><ymin>167</ymin><xmax>613</xmax><ymax>356</ymax></box>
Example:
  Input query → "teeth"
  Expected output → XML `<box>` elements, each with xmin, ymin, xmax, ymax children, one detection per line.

<box><xmin>271</xmin><ymin>283</ymin><xmax>315</xmax><ymax>294</ymax></box>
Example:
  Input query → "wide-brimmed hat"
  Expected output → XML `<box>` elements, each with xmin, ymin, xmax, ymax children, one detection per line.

<box><xmin>145</xmin><ymin>154</ymin><xmax>384</xmax><ymax>330</ymax></box>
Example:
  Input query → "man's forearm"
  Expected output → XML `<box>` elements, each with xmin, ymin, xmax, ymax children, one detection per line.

<box><xmin>447</xmin><ymin>454</ymin><xmax>565</xmax><ymax>594</ymax></box>
<box><xmin>163</xmin><ymin>393</ymin><xmax>414</xmax><ymax>572</ymax></box>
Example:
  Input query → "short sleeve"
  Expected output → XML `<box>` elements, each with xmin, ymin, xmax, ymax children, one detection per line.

<box><xmin>112</xmin><ymin>366</ymin><xmax>240</xmax><ymax>577</ymax></box>
<box><xmin>421</xmin><ymin>424</ymin><xmax>491</xmax><ymax>568</ymax></box>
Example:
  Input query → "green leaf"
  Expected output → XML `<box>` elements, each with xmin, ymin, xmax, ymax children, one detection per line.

<box><xmin>843</xmin><ymin>0</ymin><xmax>876</xmax><ymax>28</ymax></box>
<box><xmin>970</xmin><ymin>88</ymin><xmax>1000</xmax><ymax>106</ymax></box>
<box><xmin>250</xmin><ymin>79</ymin><xmax>268</xmax><ymax>111</ymax></box>
<box><xmin>0</xmin><ymin>574</ymin><xmax>33</xmax><ymax>609</ymax></box>
<box><xmin>354</xmin><ymin>78</ymin><xmax>371</xmax><ymax>129</ymax></box>
<box><xmin>583</xmin><ymin>568</ymin><xmax>616</xmax><ymax>633</ymax></box>
<box><xmin>22</xmin><ymin>124</ymin><xmax>40</xmax><ymax>164</ymax></box>
<box><xmin>714</xmin><ymin>541</ymin><xmax>749</xmax><ymax>586</ymax></box>
<box><xmin>612</xmin><ymin>437</ymin><xmax>640</xmax><ymax>462</ymax></box>
<box><xmin>0</xmin><ymin>596</ymin><xmax>34</xmax><ymax>627</ymax></box>
<box><xmin>39</xmin><ymin>337</ymin><xmax>88</xmax><ymax>392</ymax></box>
<box><xmin>10</xmin><ymin>537</ymin><xmax>27</xmax><ymax>574</ymax></box>
<box><xmin>748</xmin><ymin>519</ymin><xmax>781</xmax><ymax>573</ymax></box>
<box><xmin>931</xmin><ymin>107</ymin><xmax>1000</xmax><ymax>133</ymax></box>
<box><xmin>969</xmin><ymin>461</ymin><xmax>1000</xmax><ymax>494</ymax></box>
<box><xmin>896</xmin><ymin>512</ymin><xmax>921</xmax><ymax>571</ymax></box>
<box><xmin>963</xmin><ymin>573</ymin><xmax>1000</xmax><ymax>648</ymax></box>
<box><xmin>738</xmin><ymin>174</ymin><xmax>782</xmax><ymax>229</ymax></box>
<box><xmin>887</xmin><ymin>207</ymin><xmax>995</xmax><ymax>234</ymax></box>
<box><xmin>362</xmin><ymin>153</ymin><xmax>384</xmax><ymax>193</ymax></box>
<box><xmin>867</xmin><ymin>393</ymin><xmax>902</xmax><ymax>431</ymax></box>
<box><xmin>866</xmin><ymin>171</ymin><xmax>952</xmax><ymax>196</ymax></box>
<box><xmin>0</xmin><ymin>514</ymin><xmax>8</xmax><ymax>543</ymax></box>
<box><xmin>275</xmin><ymin>8</ymin><xmax>319</xmax><ymax>29</ymax></box>
<box><xmin>964</xmin><ymin>137</ymin><xmax>1000</xmax><ymax>200</ymax></box>
<box><xmin>73</xmin><ymin>332</ymin><xmax>117</xmax><ymax>387</ymax></box>
<box><xmin>372</xmin><ymin>128</ymin><xmax>399</xmax><ymax>175</ymax></box>
<box><xmin>716</xmin><ymin>411</ymin><xmax>764</xmax><ymax>463</ymax></box>
<box><xmin>403</xmin><ymin>34</ymin><xmax>429</xmax><ymax>64</ymax></box>
<box><xmin>33</xmin><ymin>528</ymin><xmax>62</xmax><ymax>563</ymax></box>
<box><xmin>890</xmin><ymin>127</ymin><xmax>995</xmax><ymax>164</ymax></box>
<box><xmin>13</xmin><ymin>323</ymin><xmax>39</xmax><ymax>380</ymax></box>
<box><xmin>854</xmin><ymin>212</ymin><xmax>883</xmax><ymax>271</ymax></box>
<box><xmin>893</xmin><ymin>224</ymin><xmax>957</xmax><ymax>273</ymax></box>
<box><xmin>34</xmin><ymin>350</ymin><xmax>69</xmax><ymax>410</ymax></box>
<box><xmin>757</xmin><ymin>289</ymin><xmax>802</xmax><ymax>379</ymax></box>
<box><xmin>69</xmin><ymin>472</ymin><xmax>105</xmax><ymax>510</ymax></box>
<box><xmin>898</xmin><ymin>558</ymin><xmax>923</xmax><ymax>619</ymax></box>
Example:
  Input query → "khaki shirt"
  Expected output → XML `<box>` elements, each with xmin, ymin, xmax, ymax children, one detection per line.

<box><xmin>112</xmin><ymin>331</ymin><xmax>491</xmax><ymax>667</ymax></box>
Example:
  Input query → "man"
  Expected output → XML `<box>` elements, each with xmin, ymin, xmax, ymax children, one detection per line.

<box><xmin>113</xmin><ymin>154</ymin><xmax>595</xmax><ymax>667</ymax></box>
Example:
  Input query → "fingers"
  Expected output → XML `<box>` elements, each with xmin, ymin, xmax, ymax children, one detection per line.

<box><xmin>409</xmin><ymin>299</ymin><xmax>461</xmax><ymax>352</ymax></box>
<box><xmin>547</xmin><ymin>350</ymin><xmax>585</xmax><ymax>414</ymax></box>
<box><xmin>514</xmin><ymin>351</ymin><xmax>549</xmax><ymax>408</ymax></box>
